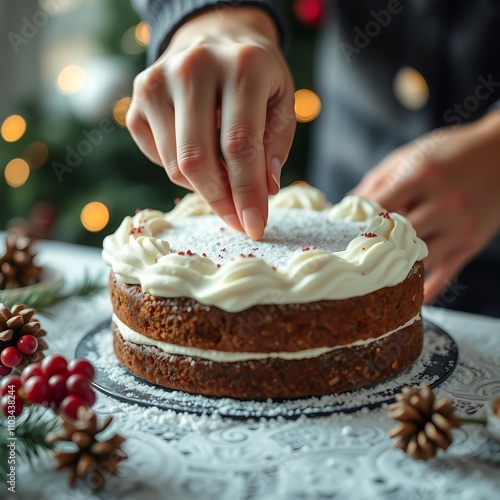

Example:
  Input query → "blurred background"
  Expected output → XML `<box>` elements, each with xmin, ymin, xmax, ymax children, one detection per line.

<box><xmin>0</xmin><ymin>0</ymin><xmax>323</xmax><ymax>247</ymax></box>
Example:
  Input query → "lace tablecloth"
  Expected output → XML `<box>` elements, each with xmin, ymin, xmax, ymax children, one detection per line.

<box><xmin>5</xmin><ymin>239</ymin><xmax>500</xmax><ymax>500</ymax></box>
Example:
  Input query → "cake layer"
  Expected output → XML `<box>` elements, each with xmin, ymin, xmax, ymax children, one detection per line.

<box><xmin>113</xmin><ymin>319</ymin><xmax>423</xmax><ymax>399</ymax></box>
<box><xmin>109</xmin><ymin>261</ymin><xmax>424</xmax><ymax>353</ymax></box>
<box><xmin>113</xmin><ymin>312</ymin><xmax>421</xmax><ymax>362</ymax></box>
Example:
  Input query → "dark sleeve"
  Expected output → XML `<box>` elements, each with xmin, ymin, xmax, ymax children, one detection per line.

<box><xmin>144</xmin><ymin>0</ymin><xmax>285</xmax><ymax>64</ymax></box>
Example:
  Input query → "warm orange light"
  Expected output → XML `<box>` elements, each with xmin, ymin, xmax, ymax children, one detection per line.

<box><xmin>113</xmin><ymin>97</ymin><xmax>132</xmax><ymax>127</ymax></box>
<box><xmin>134</xmin><ymin>22</ymin><xmax>150</xmax><ymax>46</ymax></box>
<box><xmin>5</xmin><ymin>158</ymin><xmax>30</xmax><ymax>188</ymax></box>
<box><xmin>57</xmin><ymin>65</ymin><xmax>86</xmax><ymax>95</ymax></box>
<box><xmin>24</xmin><ymin>141</ymin><xmax>49</xmax><ymax>168</ymax></box>
<box><xmin>294</xmin><ymin>89</ymin><xmax>321</xmax><ymax>123</ymax></box>
<box><xmin>393</xmin><ymin>67</ymin><xmax>430</xmax><ymax>111</ymax></box>
<box><xmin>1</xmin><ymin>115</ymin><xmax>27</xmax><ymax>143</ymax></box>
<box><xmin>81</xmin><ymin>202</ymin><xmax>110</xmax><ymax>232</ymax></box>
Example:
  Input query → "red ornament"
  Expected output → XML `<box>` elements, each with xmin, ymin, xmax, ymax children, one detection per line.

<box><xmin>294</xmin><ymin>0</ymin><xmax>325</xmax><ymax>26</ymax></box>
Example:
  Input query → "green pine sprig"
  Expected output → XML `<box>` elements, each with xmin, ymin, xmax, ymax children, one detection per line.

<box><xmin>0</xmin><ymin>406</ymin><xmax>60</xmax><ymax>476</ymax></box>
<box><xmin>0</xmin><ymin>271</ymin><xmax>105</xmax><ymax>315</ymax></box>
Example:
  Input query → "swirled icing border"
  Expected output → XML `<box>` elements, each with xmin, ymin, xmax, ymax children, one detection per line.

<box><xmin>102</xmin><ymin>185</ymin><xmax>427</xmax><ymax>312</ymax></box>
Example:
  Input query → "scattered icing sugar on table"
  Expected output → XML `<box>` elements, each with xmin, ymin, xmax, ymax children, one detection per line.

<box><xmin>160</xmin><ymin>209</ymin><xmax>364</xmax><ymax>268</ymax></box>
<box><xmin>84</xmin><ymin>321</ymin><xmax>455</xmax><ymax>429</ymax></box>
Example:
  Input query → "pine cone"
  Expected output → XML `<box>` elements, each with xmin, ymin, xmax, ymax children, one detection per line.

<box><xmin>0</xmin><ymin>233</ymin><xmax>42</xmax><ymax>290</ymax></box>
<box><xmin>46</xmin><ymin>409</ymin><xmax>127</xmax><ymax>490</ymax></box>
<box><xmin>388</xmin><ymin>384</ymin><xmax>461</xmax><ymax>460</ymax></box>
<box><xmin>0</xmin><ymin>304</ymin><xmax>48</xmax><ymax>370</ymax></box>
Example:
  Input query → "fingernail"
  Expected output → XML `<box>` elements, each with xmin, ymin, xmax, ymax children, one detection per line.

<box><xmin>222</xmin><ymin>213</ymin><xmax>241</xmax><ymax>231</ymax></box>
<box><xmin>270</xmin><ymin>157</ymin><xmax>282</xmax><ymax>190</ymax></box>
<box><xmin>241</xmin><ymin>208</ymin><xmax>265</xmax><ymax>241</ymax></box>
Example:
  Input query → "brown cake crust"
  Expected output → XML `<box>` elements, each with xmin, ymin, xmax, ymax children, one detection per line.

<box><xmin>109</xmin><ymin>261</ymin><xmax>424</xmax><ymax>353</ymax></box>
<box><xmin>113</xmin><ymin>319</ymin><xmax>423</xmax><ymax>399</ymax></box>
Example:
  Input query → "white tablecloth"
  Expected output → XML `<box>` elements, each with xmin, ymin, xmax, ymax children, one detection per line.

<box><xmin>4</xmin><ymin>238</ymin><xmax>500</xmax><ymax>500</ymax></box>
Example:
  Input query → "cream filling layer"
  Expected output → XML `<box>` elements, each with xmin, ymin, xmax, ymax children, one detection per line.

<box><xmin>113</xmin><ymin>313</ymin><xmax>421</xmax><ymax>363</ymax></box>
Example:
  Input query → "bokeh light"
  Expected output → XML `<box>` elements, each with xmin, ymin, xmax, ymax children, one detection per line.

<box><xmin>5</xmin><ymin>158</ymin><xmax>30</xmax><ymax>188</ymax></box>
<box><xmin>1</xmin><ymin>115</ymin><xmax>27</xmax><ymax>143</ymax></box>
<box><xmin>393</xmin><ymin>67</ymin><xmax>430</xmax><ymax>111</ymax></box>
<box><xmin>121</xmin><ymin>25</ymin><xmax>145</xmax><ymax>55</ymax></box>
<box><xmin>294</xmin><ymin>0</ymin><xmax>324</xmax><ymax>26</ymax></box>
<box><xmin>24</xmin><ymin>141</ymin><xmax>49</xmax><ymax>168</ymax></box>
<box><xmin>57</xmin><ymin>64</ymin><xmax>86</xmax><ymax>94</ymax></box>
<box><xmin>134</xmin><ymin>22</ymin><xmax>150</xmax><ymax>46</ymax></box>
<box><xmin>113</xmin><ymin>97</ymin><xmax>132</xmax><ymax>127</ymax></box>
<box><xmin>80</xmin><ymin>202</ymin><xmax>110</xmax><ymax>232</ymax></box>
<box><xmin>294</xmin><ymin>89</ymin><xmax>322</xmax><ymax>123</ymax></box>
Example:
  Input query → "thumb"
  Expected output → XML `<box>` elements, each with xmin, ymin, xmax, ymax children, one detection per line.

<box><xmin>265</xmin><ymin>95</ymin><xmax>296</xmax><ymax>194</ymax></box>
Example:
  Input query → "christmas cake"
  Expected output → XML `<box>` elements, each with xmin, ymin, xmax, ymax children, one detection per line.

<box><xmin>102</xmin><ymin>184</ymin><xmax>428</xmax><ymax>398</ymax></box>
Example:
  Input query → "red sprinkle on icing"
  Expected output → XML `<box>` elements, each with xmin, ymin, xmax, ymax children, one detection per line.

<box><xmin>220</xmin><ymin>227</ymin><xmax>225</xmax><ymax>231</ymax></box>
<box><xmin>361</xmin><ymin>232</ymin><xmax>377</xmax><ymax>238</ymax></box>
<box><xmin>302</xmin><ymin>247</ymin><xmax>310</xmax><ymax>251</ymax></box>
<box><xmin>272</xmin><ymin>266</ymin><xmax>277</xmax><ymax>270</ymax></box>
<box><xmin>202</xmin><ymin>253</ymin><xmax>207</xmax><ymax>257</ymax></box>
<box><xmin>252</xmin><ymin>247</ymin><xmax>258</xmax><ymax>251</ymax></box>
<box><xmin>221</xmin><ymin>248</ymin><xmax>226</xmax><ymax>252</ymax></box>
<box><xmin>379</xmin><ymin>211</ymin><xmax>391</xmax><ymax>219</ymax></box>
<box><xmin>217</xmin><ymin>264</ymin><xmax>221</xmax><ymax>268</ymax></box>
<box><xmin>186</xmin><ymin>249</ymin><xmax>194</xmax><ymax>256</ymax></box>
<box><xmin>129</xmin><ymin>225</ymin><xmax>145</xmax><ymax>235</ymax></box>
<box><xmin>177</xmin><ymin>251</ymin><xmax>185</xmax><ymax>255</ymax></box>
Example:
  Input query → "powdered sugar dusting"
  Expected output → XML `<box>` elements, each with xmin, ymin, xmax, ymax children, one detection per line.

<box><xmin>160</xmin><ymin>209</ymin><xmax>364</xmax><ymax>268</ymax></box>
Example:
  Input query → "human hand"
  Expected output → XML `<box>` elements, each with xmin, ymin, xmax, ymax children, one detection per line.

<box><xmin>126</xmin><ymin>7</ymin><xmax>296</xmax><ymax>240</ymax></box>
<box><xmin>352</xmin><ymin>111</ymin><xmax>500</xmax><ymax>303</ymax></box>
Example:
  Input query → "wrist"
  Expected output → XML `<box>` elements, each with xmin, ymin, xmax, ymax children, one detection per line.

<box><xmin>167</xmin><ymin>6</ymin><xmax>280</xmax><ymax>51</ymax></box>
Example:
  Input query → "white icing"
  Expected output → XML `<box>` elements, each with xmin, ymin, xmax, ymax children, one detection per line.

<box><xmin>113</xmin><ymin>313</ymin><xmax>421</xmax><ymax>362</ymax></box>
<box><xmin>269</xmin><ymin>182</ymin><xmax>332</xmax><ymax>210</ymax></box>
<box><xmin>102</xmin><ymin>185</ymin><xmax>428</xmax><ymax>312</ymax></box>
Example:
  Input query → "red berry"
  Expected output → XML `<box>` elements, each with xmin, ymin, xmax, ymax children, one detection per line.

<box><xmin>23</xmin><ymin>376</ymin><xmax>50</xmax><ymax>404</ymax></box>
<box><xmin>41</xmin><ymin>355</ymin><xmax>68</xmax><ymax>378</ymax></box>
<box><xmin>0</xmin><ymin>363</ymin><xmax>12</xmax><ymax>376</ymax></box>
<box><xmin>59</xmin><ymin>395</ymin><xmax>88</xmax><ymax>419</ymax></box>
<box><xmin>79</xmin><ymin>384</ymin><xmax>96</xmax><ymax>407</ymax></box>
<box><xmin>20</xmin><ymin>363</ymin><xmax>43</xmax><ymax>384</ymax></box>
<box><xmin>48</xmin><ymin>374</ymin><xmax>68</xmax><ymax>406</ymax></box>
<box><xmin>67</xmin><ymin>358</ymin><xmax>95</xmax><ymax>381</ymax></box>
<box><xmin>0</xmin><ymin>375</ymin><xmax>22</xmax><ymax>397</ymax></box>
<box><xmin>66</xmin><ymin>374</ymin><xmax>94</xmax><ymax>402</ymax></box>
<box><xmin>17</xmin><ymin>335</ymin><xmax>38</xmax><ymax>355</ymax></box>
<box><xmin>0</xmin><ymin>394</ymin><xmax>24</xmax><ymax>417</ymax></box>
<box><xmin>1</xmin><ymin>347</ymin><xmax>22</xmax><ymax>368</ymax></box>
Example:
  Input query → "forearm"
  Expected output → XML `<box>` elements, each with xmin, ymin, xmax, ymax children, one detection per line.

<box><xmin>143</xmin><ymin>0</ymin><xmax>285</xmax><ymax>63</ymax></box>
